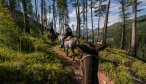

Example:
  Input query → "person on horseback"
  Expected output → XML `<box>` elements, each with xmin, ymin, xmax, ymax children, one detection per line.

<box><xmin>49</xmin><ymin>22</ymin><xmax>55</xmax><ymax>34</ymax></box>
<box><xmin>60</xmin><ymin>23</ymin><xmax>73</xmax><ymax>48</ymax></box>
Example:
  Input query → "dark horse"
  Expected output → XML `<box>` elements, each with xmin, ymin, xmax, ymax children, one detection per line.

<box><xmin>77</xmin><ymin>43</ymin><xmax>107</xmax><ymax>84</ymax></box>
<box><xmin>48</xmin><ymin>32</ymin><xmax>59</xmax><ymax>41</ymax></box>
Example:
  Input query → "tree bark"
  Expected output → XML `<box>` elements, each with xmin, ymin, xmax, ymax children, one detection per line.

<box><xmin>77</xmin><ymin>0</ymin><xmax>81</xmax><ymax>38</ymax></box>
<box><xmin>9</xmin><ymin>0</ymin><xmax>16</xmax><ymax>11</ymax></box>
<box><xmin>75</xmin><ymin>4</ymin><xmax>78</xmax><ymax>36</ymax></box>
<box><xmin>9</xmin><ymin>0</ymin><xmax>13</xmax><ymax>11</ymax></box>
<box><xmin>22</xmin><ymin>0</ymin><xmax>30</xmax><ymax>33</ymax></box>
<box><xmin>97</xmin><ymin>0</ymin><xmax>101</xmax><ymax>42</ymax></box>
<box><xmin>35</xmin><ymin>0</ymin><xmax>38</xmax><ymax>21</ymax></box>
<box><xmin>97</xmin><ymin>15</ymin><xmax>101</xmax><ymax>41</ymax></box>
<box><xmin>130</xmin><ymin>0</ymin><xmax>137</xmax><ymax>57</ymax></box>
<box><xmin>91</xmin><ymin>0</ymin><xmax>94</xmax><ymax>44</ymax></box>
<box><xmin>86</xmin><ymin>0</ymin><xmax>88</xmax><ymax>42</ymax></box>
<box><xmin>41</xmin><ymin>0</ymin><xmax>45</xmax><ymax>35</ymax></box>
<box><xmin>83</xmin><ymin>0</ymin><xmax>86</xmax><ymax>40</ymax></box>
<box><xmin>120</xmin><ymin>0</ymin><xmax>126</xmax><ymax>49</ymax></box>
<box><xmin>52</xmin><ymin>0</ymin><xmax>56</xmax><ymax>32</ymax></box>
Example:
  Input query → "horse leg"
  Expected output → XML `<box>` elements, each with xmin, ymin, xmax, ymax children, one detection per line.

<box><xmin>64</xmin><ymin>47</ymin><xmax>65</xmax><ymax>52</ymax></box>
<box><xmin>80</xmin><ymin>60</ymin><xmax>83</xmax><ymax>78</ymax></box>
<box><xmin>64</xmin><ymin>47</ymin><xmax>67</xmax><ymax>55</ymax></box>
<box><xmin>63</xmin><ymin>44</ymin><xmax>68</xmax><ymax>57</ymax></box>
<box><xmin>51</xmin><ymin>36</ymin><xmax>53</xmax><ymax>41</ymax></box>
<box><xmin>71</xmin><ymin>48</ymin><xmax>75</xmax><ymax>60</ymax></box>
<box><xmin>80</xmin><ymin>52</ymin><xmax>83</xmax><ymax>59</ymax></box>
<box><xmin>66</xmin><ymin>47</ymin><xmax>68</xmax><ymax>57</ymax></box>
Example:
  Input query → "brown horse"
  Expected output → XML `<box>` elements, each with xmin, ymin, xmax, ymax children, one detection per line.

<box><xmin>77</xmin><ymin>43</ymin><xmax>107</xmax><ymax>84</ymax></box>
<box><xmin>48</xmin><ymin>32</ymin><xmax>59</xmax><ymax>41</ymax></box>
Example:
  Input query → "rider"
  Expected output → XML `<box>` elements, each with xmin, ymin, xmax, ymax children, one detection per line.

<box><xmin>49</xmin><ymin>22</ymin><xmax>55</xmax><ymax>34</ymax></box>
<box><xmin>60</xmin><ymin>23</ymin><xmax>73</xmax><ymax>48</ymax></box>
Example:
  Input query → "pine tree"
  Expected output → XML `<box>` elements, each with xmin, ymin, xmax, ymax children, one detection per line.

<box><xmin>119</xmin><ymin>0</ymin><xmax>130</xmax><ymax>49</ymax></box>
<box><xmin>130</xmin><ymin>0</ymin><xmax>137</xmax><ymax>56</ymax></box>
<box><xmin>94</xmin><ymin>0</ymin><xmax>107</xmax><ymax>42</ymax></box>
<box><xmin>90</xmin><ymin>0</ymin><xmax>94</xmax><ymax>43</ymax></box>
<box><xmin>103</xmin><ymin>0</ymin><xmax>110</xmax><ymax>44</ymax></box>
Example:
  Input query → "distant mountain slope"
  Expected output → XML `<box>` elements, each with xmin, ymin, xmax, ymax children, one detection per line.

<box><xmin>88</xmin><ymin>15</ymin><xmax>146</xmax><ymax>38</ymax></box>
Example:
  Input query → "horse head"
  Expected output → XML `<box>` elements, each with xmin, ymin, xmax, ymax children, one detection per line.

<box><xmin>77</xmin><ymin>43</ymin><xmax>107</xmax><ymax>84</ymax></box>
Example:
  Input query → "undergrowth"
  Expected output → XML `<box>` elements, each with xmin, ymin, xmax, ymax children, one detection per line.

<box><xmin>0</xmin><ymin>3</ymin><xmax>72</xmax><ymax>83</ymax></box>
<box><xmin>99</xmin><ymin>48</ymin><xmax>146</xmax><ymax>84</ymax></box>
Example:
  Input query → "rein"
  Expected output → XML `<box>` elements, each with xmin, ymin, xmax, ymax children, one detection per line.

<box><xmin>80</xmin><ymin>54</ymin><xmax>98</xmax><ymax>62</ymax></box>
<box><xmin>79</xmin><ymin>54</ymin><xmax>98</xmax><ymax>78</ymax></box>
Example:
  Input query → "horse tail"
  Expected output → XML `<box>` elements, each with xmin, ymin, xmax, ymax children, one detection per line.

<box><xmin>73</xmin><ymin>37</ymin><xmax>79</xmax><ymax>45</ymax></box>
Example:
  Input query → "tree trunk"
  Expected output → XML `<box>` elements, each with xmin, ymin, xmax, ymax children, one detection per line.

<box><xmin>97</xmin><ymin>0</ymin><xmax>101</xmax><ymax>42</ymax></box>
<box><xmin>63</xmin><ymin>17</ymin><xmax>65</xmax><ymax>33</ymax></box>
<box><xmin>9</xmin><ymin>0</ymin><xmax>13</xmax><ymax>11</ymax></box>
<box><xmin>83</xmin><ymin>0</ymin><xmax>86</xmax><ymax>40</ymax></box>
<box><xmin>48</xmin><ymin>4</ymin><xmax>51</xmax><ymax>24</ymax></box>
<box><xmin>120</xmin><ymin>0</ymin><xmax>126</xmax><ymax>49</ymax></box>
<box><xmin>53</xmin><ymin>0</ymin><xmax>56</xmax><ymax>32</ymax></box>
<box><xmin>142</xmin><ymin>34</ymin><xmax>145</xmax><ymax>59</ymax></box>
<box><xmin>5</xmin><ymin>0</ymin><xmax>9</xmax><ymax>6</ymax></box>
<box><xmin>91</xmin><ymin>0</ymin><xmax>94</xmax><ymax>44</ymax></box>
<box><xmin>9</xmin><ymin>0</ymin><xmax>16</xmax><ymax>12</ymax></box>
<box><xmin>58</xmin><ymin>14</ymin><xmax>61</xmax><ymax>34</ymax></box>
<box><xmin>75</xmin><ymin>5</ymin><xmax>78</xmax><ymax>35</ymax></box>
<box><xmin>130</xmin><ymin>0</ymin><xmax>137</xmax><ymax>57</ymax></box>
<box><xmin>86</xmin><ymin>0</ymin><xmax>88</xmax><ymax>42</ymax></box>
<box><xmin>22</xmin><ymin>0</ymin><xmax>30</xmax><ymax>33</ymax></box>
<box><xmin>22</xmin><ymin>8</ymin><xmax>26</xmax><ymax>32</ymax></box>
<box><xmin>1</xmin><ymin>0</ymin><xmax>5</xmax><ymax>4</ymax></box>
<box><xmin>77</xmin><ymin>0</ymin><xmax>81</xmax><ymax>38</ymax></box>
<box><xmin>72</xmin><ymin>24</ymin><xmax>75</xmax><ymax>35</ymax></box>
<box><xmin>75</xmin><ymin>0</ymin><xmax>79</xmax><ymax>36</ymax></box>
<box><xmin>41</xmin><ymin>0</ymin><xmax>44</xmax><ymax>35</ymax></box>
<box><xmin>35</xmin><ymin>0</ymin><xmax>38</xmax><ymax>21</ymax></box>
<box><xmin>102</xmin><ymin>0</ymin><xmax>110</xmax><ymax>44</ymax></box>
<box><xmin>97</xmin><ymin>15</ymin><xmax>101</xmax><ymax>41</ymax></box>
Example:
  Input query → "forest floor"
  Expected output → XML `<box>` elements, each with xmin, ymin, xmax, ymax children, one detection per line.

<box><xmin>50</xmin><ymin>45</ymin><xmax>114</xmax><ymax>84</ymax></box>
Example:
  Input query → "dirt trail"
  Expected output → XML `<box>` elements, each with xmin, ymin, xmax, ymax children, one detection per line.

<box><xmin>50</xmin><ymin>46</ymin><xmax>114</xmax><ymax>84</ymax></box>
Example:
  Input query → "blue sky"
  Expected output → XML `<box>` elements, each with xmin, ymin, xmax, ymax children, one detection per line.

<box><xmin>68</xmin><ymin>0</ymin><xmax>146</xmax><ymax>30</ymax></box>
<box><xmin>32</xmin><ymin>0</ymin><xmax>146</xmax><ymax>31</ymax></box>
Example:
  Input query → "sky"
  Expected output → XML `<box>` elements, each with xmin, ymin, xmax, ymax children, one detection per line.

<box><xmin>68</xmin><ymin>0</ymin><xmax>146</xmax><ymax>30</ymax></box>
<box><xmin>31</xmin><ymin>0</ymin><xmax>146</xmax><ymax>32</ymax></box>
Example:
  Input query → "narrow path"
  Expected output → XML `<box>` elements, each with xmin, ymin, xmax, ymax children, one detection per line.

<box><xmin>50</xmin><ymin>46</ymin><xmax>114</xmax><ymax>84</ymax></box>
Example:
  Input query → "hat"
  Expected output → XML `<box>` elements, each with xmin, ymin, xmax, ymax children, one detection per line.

<box><xmin>64</xmin><ymin>23</ymin><xmax>69</xmax><ymax>26</ymax></box>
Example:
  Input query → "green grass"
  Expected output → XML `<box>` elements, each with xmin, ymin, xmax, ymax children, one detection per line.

<box><xmin>0</xmin><ymin>4</ymin><xmax>72</xmax><ymax>83</ymax></box>
<box><xmin>1</xmin><ymin>2</ymin><xmax>146</xmax><ymax>84</ymax></box>
<box><xmin>99</xmin><ymin>48</ymin><xmax>146</xmax><ymax>84</ymax></box>
<box><xmin>0</xmin><ymin>36</ymin><xmax>72</xmax><ymax>83</ymax></box>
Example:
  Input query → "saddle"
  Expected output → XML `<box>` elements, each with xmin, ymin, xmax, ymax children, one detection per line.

<box><xmin>66</xmin><ymin>36</ymin><xmax>74</xmax><ymax>41</ymax></box>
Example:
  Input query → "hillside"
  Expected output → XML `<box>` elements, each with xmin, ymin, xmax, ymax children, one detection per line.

<box><xmin>12</xmin><ymin>10</ymin><xmax>43</xmax><ymax>36</ymax></box>
<box><xmin>0</xmin><ymin>3</ymin><xmax>72</xmax><ymax>83</ymax></box>
<box><xmin>90</xmin><ymin>15</ymin><xmax>146</xmax><ymax>38</ymax></box>
<box><xmin>0</xmin><ymin>1</ymin><xmax>146</xmax><ymax>84</ymax></box>
<box><xmin>107</xmin><ymin>15</ymin><xmax>146</xmax><ymax>38</ymax></box>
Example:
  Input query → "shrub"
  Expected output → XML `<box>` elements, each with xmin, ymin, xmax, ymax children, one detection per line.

<box><xmin>99</xmin><ymin>48</ymin><xmax>146</xmax><ymax>84</ymax></box>
<box><xmin>0</xmin><ymin>4</ymin><xmax>72</xmax><ymax>83</ymax></box>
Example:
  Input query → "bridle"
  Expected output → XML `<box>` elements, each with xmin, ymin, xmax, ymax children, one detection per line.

<box><xmin>79</xmin><ymin>53</ymin><xmax>98</xmax><ymax>78</ymax></box>
<box><xmin>80</xmin><ymin>54</ymin><xmax>98</xmax><ymax>62</ymax></box>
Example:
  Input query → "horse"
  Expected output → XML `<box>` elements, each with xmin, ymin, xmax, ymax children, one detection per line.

<box><xmin>77</xmin><ymin>43</ymin><xmax>107</xmax><ymax>84</ymax></box>
<box><xmin>48</xmin><ymin>32</ymin><xmax>59</xmax><ymax>41</ymax></box>
<box><xmin>58</xmin><ymin>35</ymin><xmax>78</xmax><ymax>60</ymax></box>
